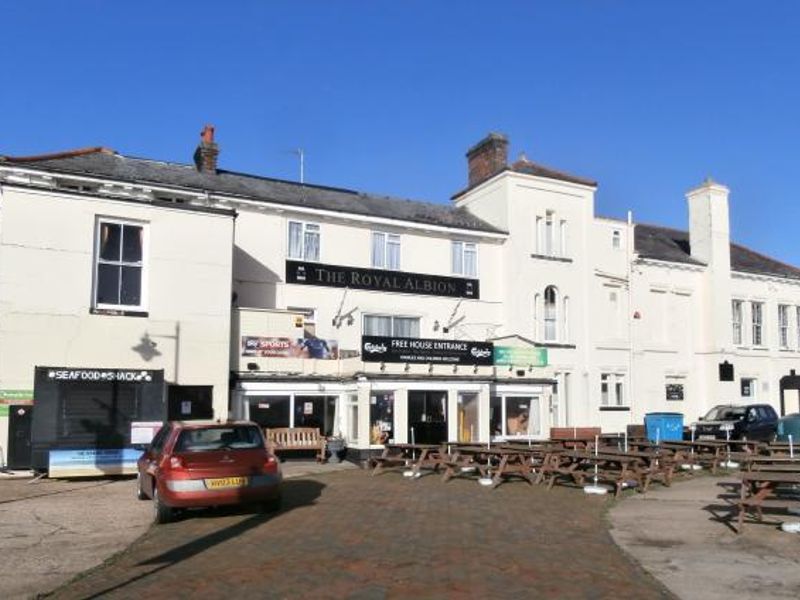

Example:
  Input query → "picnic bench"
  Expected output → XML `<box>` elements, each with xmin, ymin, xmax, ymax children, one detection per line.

<box><xmin>545</xmin><ymin>450</ymin><xmax>644</xmax><ymax>497</ymax></box>
<box><xmin>369</xmin><ymin>443</ymin><xmax>440</xmax><ymax>476</ymax></box>
<box><xmin>735</xmin><ymin>471</ymin><xmax>800</xmax><ymax>532</ymax></box>
<box><xmin>550</xmin><ymin>427</ymin><xmax>602</xmax><ymax>449</ymax></box>
<box><xmin>265</xmin><ymin>427</ymin><xmax>327</xmax><ymax>462</ymax></box>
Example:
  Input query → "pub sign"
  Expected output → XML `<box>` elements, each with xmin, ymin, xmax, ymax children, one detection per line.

<box><xmin>361</xmin><ymin>336</ymin><xmax>494</xmax><ymax>365</ymax></box>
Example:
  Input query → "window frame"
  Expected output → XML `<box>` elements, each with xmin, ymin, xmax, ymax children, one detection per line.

<box><xmin>371</xmin><ymin>231</ymin><xmax>401</xmax><ymax>270</ymax></box>
<box><xmin>732</xmin><ymin>299</ymin><xmax>743</xmax><ymax>345</ymax></box>
<box><xmin>543</xmin><ymin>285</ymin><xmax>559</xmax><ymax>342</ymax></box>
<box><xmin>600</xmin><ymin>373</ymin><xmax>626</xmax><ymax>407</ymax></box>
<box><xmin>612</xmin><ymin>229</ymin><xmax>621</xmax><ymax>250</ymax></box>
<box><xmin>362</xmin><ymin>313</ymin><xmax>420</xmax><ymax>338</ymax></box>
<box><xmin>751</xmin><ymin>301</ymin><xmax>764</xmax><ymax>347</ymax></box>
<box><xmin>287</xmin><ymin>220</ymin><xmax>321</xmax><ymax>262</ymax></box>
<box><xmin>451</xmin><ymin>240</ymin><xmax>478</xmax><ymax>277</ymax></box>
<box><xmin>778</xmin><ymin>304</ymin><xmax>789</xmax><ymax>348</ymax></box>
<box><xmin>92</xmin><ymin>217</ymin><xmax>148</xmax><ymax>311</ymax></box>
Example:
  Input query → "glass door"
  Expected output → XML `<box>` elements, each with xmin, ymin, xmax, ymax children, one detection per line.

<box><xmin>457</xmin><ymin>392</ymin><xmax>479</xmax><ymax>442</ymax></box>
<box><xmin>408</xmin><ymin>391</ymin><xmax>447</xmax><ymax>444</ymax></box>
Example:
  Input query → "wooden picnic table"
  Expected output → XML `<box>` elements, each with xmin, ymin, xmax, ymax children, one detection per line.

<box><xmin>742</xmin><ymin>456</ymin><xmax>800</xmax><ymax>470</ymax></box>
<box><xmin>369</xmin><ymin>443</ymin><xmax>441</xmax><ymax>476</ymax></box>
<box><xmin>736</xmin><ymin>470</ymin><xmax>800</xmax><ymax>532</ymax></box>
<box><xmin>545</xmin><ymin>450</ymin><xmax>645</xmax><ymax>497</ymax></box>
<box><xmin>446</xmin><ymin>446</ymin><xmax>537</xmax><ymax>488</ymax></box>
<box><xmin>762</xmin><ymin>442</ymin><xmax>800</xmax><ymax>457</ymax></box>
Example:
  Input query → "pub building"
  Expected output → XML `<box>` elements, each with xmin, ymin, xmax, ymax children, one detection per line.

<box><xmin>4</xmin><ymin>127</ymin><xmax>800</xmax><ymax>470</ymax></box>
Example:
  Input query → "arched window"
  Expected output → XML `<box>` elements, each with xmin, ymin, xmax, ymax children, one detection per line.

<box><xmin>544</xmin><ymin>286</ymin><xmax>558</xmax><ymax>342</ymax></box>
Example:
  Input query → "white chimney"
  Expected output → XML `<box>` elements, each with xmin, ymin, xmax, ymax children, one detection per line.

<box><xmin>686</xmin><ymin>177</ymin><xmax>731</xmax><ymax>271</ymax></box>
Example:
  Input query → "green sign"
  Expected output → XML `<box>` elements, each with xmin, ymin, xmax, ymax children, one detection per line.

<box><xmin>0</xmin><ymin>405</ymin><xmax>8</xmax><ymax>417</ymax></box>
<box><xmin>493</xmin><ymin>346</ymin><xmax>548</xmax><ymax>367</ymax></box>
<box><xmin>0</xmin><ymin>389</ymin><xmax>33</xmax><ymax>402</ymax></box>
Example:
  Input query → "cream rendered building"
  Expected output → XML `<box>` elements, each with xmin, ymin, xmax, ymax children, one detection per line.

<box><xmin>2</xmin><ymin>129</ymin><xmax>799</xmax><ymax>466</ymax></box>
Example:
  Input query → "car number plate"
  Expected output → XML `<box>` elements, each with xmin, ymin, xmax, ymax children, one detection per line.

<box><xmin>698</xmin><ymin>435</ymin><xmax>716</xmax><ymax>440</ymax></box>
<box><xmin>205</xmin><ymin>476</ymin><xmax>248</xmax><ymax>489</ymax></box>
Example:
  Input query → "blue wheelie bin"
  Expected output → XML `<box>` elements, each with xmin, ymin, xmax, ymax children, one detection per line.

<box><xmin>644</xmin><ymin>412</ymin><xmax>684</xmax><ymax>443</ymax></box>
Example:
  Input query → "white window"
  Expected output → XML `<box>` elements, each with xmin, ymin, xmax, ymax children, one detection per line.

<box><xmin>559</xmin><ymin>220</ymin><xmax>568</xmax><ymax>256</ymax></box>
<box><xmin>779</xmin><ymin>304</ymin><xmax>789</xmax><ymax>348</ymax></box>
<box><xmin>600</xmin><ymin>373</ymin><xmax>626</xmax><ymax>406</ymax></box>
<box><xmin>451</xmin><ymin>241</ymin><xmax>477</xmax><ymax>277</ymax></box>
<box><xmin>544</xmin><ymin>211</ymin><xmax>555</xmax><ymax>256</ymax></box>
<box><xmin>544</xmin><ymin>286</ymin><xmax>558</xmax><ymax>342</ymax></box>
<box><xmin>797</xmin><ymin>306</ymin><xmax>800</xmax><ymax>349</ymax></box>
<box><xmin>741</xmin><ymin>378</ymin><xmax>756</xmax><ymax>399</ymax></box>
<box><xmin>363</xmin><ymin>314</ymin><xmax>420</xmax><ymax>338</ymax></box>
<box><xmin>288</xmin><ymin>221</ymin><xmax>320</xmax><ymax>261</ymax></box>
<box><xmin>562</xmin><ymin>296</ymin><xmax>570</xmax><ymax>342</ymax></box>
<box><xmin>490</xmin><ymin>396</ymin><xmax>541</xmax><ymax>438</ymax></box>
<box><xmin>94</xmin><ymin>218</ymin><xmax>146</xmax><ymax>309</ymax></box>
<box><xmin>732</xmin><ymin>300</ymin><xmax>743</xmax><ymax>345</ymax></box>
<box><xmin>612</xmin><ymin>230</ymin><xmax>621</xmax><ymax>249</ymax></box>
<box><xmin>752</xmin><ymin>302</ymin><xmax>764</xmax><ymax>346</ymax></box>
<box><xmin>535</xmin><ymin>217</ymin><xmax>543</xmax><ymax>254</ymax></box>
<box><xmin>371</xmin><ymin>232</ymin><xmax>400</xmax><ymax>270</ymax></box>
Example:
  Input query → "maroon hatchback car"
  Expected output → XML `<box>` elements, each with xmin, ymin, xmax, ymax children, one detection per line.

<box><xmin>136</xmin><ymin>421</ymin><xmax>282</xmax><ymax>523</ymax></box>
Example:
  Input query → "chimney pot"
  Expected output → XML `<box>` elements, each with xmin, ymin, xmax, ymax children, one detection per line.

<box><xmin>194</xmin><ymin>124</ymin><xmax>219</xmax><ymax>173</ymax></box>
<box><xmin>466</xmin><ymin>132</ymin><xmax>508</xmax><ymax>187</ymax></box>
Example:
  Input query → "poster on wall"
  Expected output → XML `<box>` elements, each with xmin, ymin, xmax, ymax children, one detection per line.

<box><xmin>361</xmin><ymin>336</ymin><xmax>494</xmax><ymax>365</ymax></box>
<box><xmin>48</xmin><ymin>448</ymin><xmax>142</xmax><ymax>478</ymax></box>
<box><xmin>665</xmin><ymin>384</ymin><xmax>685</xmax><ymax>401</ymax></box>
<box><xmin>242</xmin><ymin>337</ymin><xmax>340</xmax><ymax>359</ymax></box>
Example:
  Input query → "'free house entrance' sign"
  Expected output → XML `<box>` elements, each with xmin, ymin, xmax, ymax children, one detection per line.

<box><xmin>286</xmin><ymin>260</ymin><xmax>479</xmax><ymax>299</ymax></box>
<box><xmin>361</xmin><ymin>336</ymin><xmax>494</xmax><ymax>365</ymax></box>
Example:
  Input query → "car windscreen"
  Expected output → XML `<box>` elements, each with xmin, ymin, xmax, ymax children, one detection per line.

<box><xmin>174</xmin><ymin>426</ymin><xmax>264</xmax><ymax>453</ymax></box>
<box><xmin>704</xmin><ymin>406</ymin><xmax>746</xmax><ymax>421</ymax></box>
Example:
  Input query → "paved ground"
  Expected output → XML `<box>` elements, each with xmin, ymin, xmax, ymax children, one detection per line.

<box><xmin>49</xmin><ymin>470</ymin><xmax>671</xmax><ymax>600</ymax></box>
<box><xmin>610</xmin><ymin>474</ymin><xmax>800</xmax><ymax>600</ymax></box>
<box><xmin>0</xmin><ymin>477</ymin><xmax>152</xmax><ymax>600</ymax></box>
<box><xmin>0</xmin><ymin>461</ymin><xmax>356</xmax><ymax>600</ymax></box>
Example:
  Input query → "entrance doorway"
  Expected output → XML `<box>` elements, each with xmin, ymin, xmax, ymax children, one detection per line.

<box><xmin>8</xmin><ymin>405</ymin><xmax>33</xmax><ymax>469</ymax></box>
<box><xmin>294</xmin><ymin>396</ymin><xmax>337</xmax><ymax>436</ymax></box>
<box><xmin>408</xmin><ymin>391</ymin><xmax>447</xmax><ymax>444</ymax></box>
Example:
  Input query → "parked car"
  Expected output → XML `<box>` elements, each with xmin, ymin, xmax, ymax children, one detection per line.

<box><xmin>136</xmin><ymin>421</ymin><xmax>282</xmax><ymax>524</ymax></box>
<box><xmin>775</xmin><ymin>413</ymin><xmax>800</xmax><ymax>442</ymax></box>
<box><xmin>692</xmin><ymin>404</ymin><xmax>778</xmax><ymax>441</ymax></box>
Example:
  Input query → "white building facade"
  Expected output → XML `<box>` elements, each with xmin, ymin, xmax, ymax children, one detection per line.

<box><xmin>2</xmin><ymin>129</ymin><xmax>799</xmax><ymax>465</ymax></box>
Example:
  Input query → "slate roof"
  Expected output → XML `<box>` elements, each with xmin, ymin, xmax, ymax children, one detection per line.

<box><xmin>0</xmin><ymin>149</ymin><xmax>505</xmax><ymax>234</ymax></box>
<box><xmin>635</xmin><ymin>223</ymin><xmax>800</xmax><ymax>280</ymax></box>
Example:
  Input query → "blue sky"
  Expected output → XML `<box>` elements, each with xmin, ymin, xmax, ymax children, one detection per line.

<box><xmin>3</xmin><ymin>2</ymin><xmax>800</xmax><ymax>265</ymax></box>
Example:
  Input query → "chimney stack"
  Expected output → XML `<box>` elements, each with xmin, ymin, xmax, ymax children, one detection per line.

<box><xmin>466</xmin><ymin>132</ymin><xmax>508</xmax><ymax>187</ymax></box>
<box><xmin>193</xmin><ymin>124</ymin><xmax>219</xmax><ymax>173</ymax></box>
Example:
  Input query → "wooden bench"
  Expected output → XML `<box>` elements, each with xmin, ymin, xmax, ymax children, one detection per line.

<box><xmin>550</xmin><ymin>427</ymin><xmax>602</xmax><ymax>449</ymax></box>
<box><xmin>265</xmin><ymin>427</ymin><xmax>327</xmax><ymax>462</ymax></box>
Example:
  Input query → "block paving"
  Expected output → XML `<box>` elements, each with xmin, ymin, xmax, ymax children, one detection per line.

<box><xmin>52</xmin><ymin>469</ymin><xmax>672</xmax><ymax>599</ymax></box>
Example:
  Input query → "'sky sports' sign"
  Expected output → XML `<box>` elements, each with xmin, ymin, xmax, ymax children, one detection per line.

<box><xmin>286</xmin><ymin>260</ymin><xmax>479</xmax><ymax>299</ymax></box>
<box><xmin>361</xmin><ymin>336</ymin><xmax>494</xmax><ymax>365</ymax></box>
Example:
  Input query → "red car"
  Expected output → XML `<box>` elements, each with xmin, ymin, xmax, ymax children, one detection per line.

<box><xmin>136</xmin><ymin>421</ymin><xmax>282</xmax><ymax>523</ymax></box>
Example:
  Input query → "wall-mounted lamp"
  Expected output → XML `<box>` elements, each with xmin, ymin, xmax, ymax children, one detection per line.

<box><xmin>452</xmin><ymin>364</ymin><xmax>458</xmax><ymax>374</ymax></box>
<box><xmin>346</xmin><ymin>315</ymin><xmax>354</xmax><ymax>326</ymax></box>
<box><xmin>404</xmin><ymin>362</ymin><xmax>410</xmax><ymax>372</ymax></box>
<box><xmin>380</xmin><ymin>361</ymin><xmax>386</xmax><ymax>372</ymax></box>
<box><xmin>433</xmin><ymin>320</ymin><xmax>440</xmax><ymax>331</ymax></box>
<box><xmin>473</xmin><ymin>364</ymin><xmax>479</xmax><ymax>374</ymax></box>
<box><xmin>428</xmin><ymin>363</ymin><xmax>434</xmax><ymax>374</ymax></box>
<box><xmin>508</xmin><ymin>364</ymin><xmax>514</xmax><ymax>372</ymax></box>
<box><xmin>528</xmin><ymin>364</ymin><xmax>533</xmax><ymax>373</ymax></box>
<box><xmin>247</xmin><ymin>362</ymin><xmax>260</xmax><ymax>371</ymax></box>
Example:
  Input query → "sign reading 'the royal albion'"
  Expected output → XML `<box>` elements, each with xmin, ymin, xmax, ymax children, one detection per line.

<box><xmin>286</xmin><ymin>260</ymin><xmax>479</xmax><ymax>299</ymax></box>
<box><xmin>361</xmin><ymin>336</ymin><xmax>494</xmax><ymax>365</ymax></box>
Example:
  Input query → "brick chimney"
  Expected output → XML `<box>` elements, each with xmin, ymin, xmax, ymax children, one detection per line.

<box><xmin>466</xmin><ymin>132</ymin><xmax>508</xmax><ymax>187</ymax></box>
<box><xmin>193</xmin><ymin>124</ymin><xmax>219</xmax><ymax>173</ymax></box>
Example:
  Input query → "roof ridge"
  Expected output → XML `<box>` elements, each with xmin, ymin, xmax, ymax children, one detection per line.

<box><xmin>0</xmin><ymin>146</ymin><xmax>116</xmax><ymax>163</ymax></box>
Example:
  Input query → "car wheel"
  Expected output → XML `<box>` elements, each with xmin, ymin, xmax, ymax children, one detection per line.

<box><xmin>152</xmin><ymin>486</ymin><xmax>174</xmax><ymax>524</ymax></box>
<box><xmin>260</xmin><ymin>494</ymin><xmax>282</xmax><ymax>513</ymax></box>
<box><xmin>136</xmin><ymin>473</ymin><xmax>148</xmax><ymax>500</ymax></box>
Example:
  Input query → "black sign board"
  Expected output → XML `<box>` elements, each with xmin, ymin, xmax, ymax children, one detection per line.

<box><xmin>665</xmin><ymin>384</ymin><xmax>684</xmax><ymax>401</ymax></box>
<box><xmin>361</xmin><ymin>336</ymin><xmax>494</xmax><ymax>365</ymax></box>
<box><xmin>719</xmin><ymin>361</ymin><xmax>734</xmax><ymax>382</ymax></box>
<box><xmin>286</xmin><ymin>260</ymin><xmax>480</xmax><ymax>299</ymax></box>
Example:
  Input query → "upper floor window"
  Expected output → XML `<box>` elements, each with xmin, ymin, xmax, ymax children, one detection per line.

<box><xmin>544</xmin><ymin>285</ymin><xmax>558</xmax><ymax>342</ymax></box>
<box><xmin>363</xmin><ymin>314</ymin><xmax>420</xmax><ymax>338</ymax></box>
<box><xmin>288</xmin><ymin>221</ymin><xmax>320</xmax><ymax>261</ymax></box>
<box><xmin>732</xmin><ymin>300</ymin><xmax>743</xmax><ymax>345</ymax></box>
<box><xmin>451</xmin><ymin>241</ymin><xmax>477</xmax><ymax>277</ymax></box>
<box><xmin>94</xmin><ymin>218</ymin><xmax>146</xmax><ymax>309</ymax></box>
<box><xmin>779</xmin><ymin>304</ymin><xmax>789</xmax><ymax>348</ymax></box>
<box><xmin>612</xmin><ymin>230</ymin><xmax>621</xmax><ymax>249</ymax></box>
<box><xmin>535</xmin><ymin>211</ymin><xmax>567</xmax><ymax>258</ymax></box>
<box><xmin>371</xmin><ymin>232</ymin><xmax>401</xmax><ymax>270</ymax></box>
<box><xmin>751</xmin><ymin>302</ymin><xmax>764</xmax><ymax>346</ymax></box>
<box><xmin>544</xmin><ymin>211</ymin><xmax>555</xmax><ymax>255</ymax></box>
<box><xmin>560</xmin><ymin>220</ymin><xmax>568</xmax><ymax>256</ymax></box>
